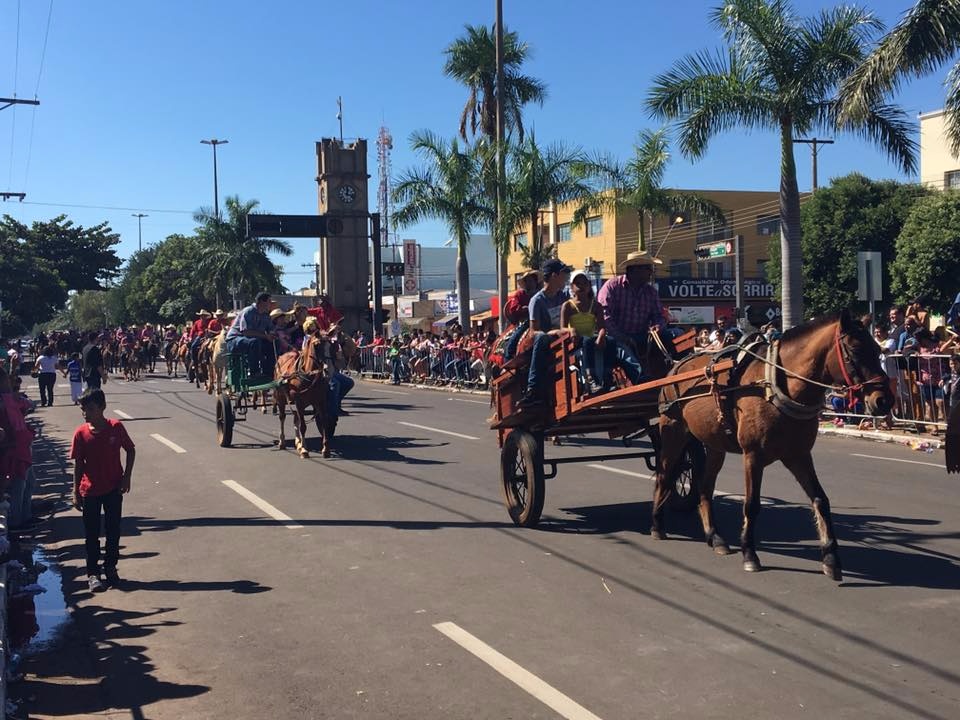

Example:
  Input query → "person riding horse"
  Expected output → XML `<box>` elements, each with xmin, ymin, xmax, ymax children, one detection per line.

<box><xmin>189</xmin><ymin>309</ymin><xmax>212</xmax><ymax>369</ymax></box>
<box><xmin>597</xmin><ymin>250</ymin><xmax>664</xmax><ymax>382</ymax></box>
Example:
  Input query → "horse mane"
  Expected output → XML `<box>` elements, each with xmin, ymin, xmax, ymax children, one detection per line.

<box><xmin>779</xmin><ymin>313</ymin><xmax>841</xmax><ymax>344</ymax></box>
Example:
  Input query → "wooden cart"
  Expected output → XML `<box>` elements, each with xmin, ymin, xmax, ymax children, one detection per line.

<box><xmin>489</xmin><ymin>330</ymin><xmax>733</xmax><ymax>527</ymax></box>
<box><xmin>215</xmin><ymin>351</ymin><xmax>278</xmax><ymax>448</ymax></box>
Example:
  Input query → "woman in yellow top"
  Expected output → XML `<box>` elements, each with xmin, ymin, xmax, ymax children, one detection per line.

<box><xmin>561</xmin><ymin>271</ymin><xmax>613</xmax><ymax>394</ymax></box>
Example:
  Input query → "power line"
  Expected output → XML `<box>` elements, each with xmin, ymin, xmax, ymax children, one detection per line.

<box><xmin>23</xmin><ymin>0</ymin><xmax>54</xmax><ymax>188</ymax></box>
<box><xmin>22</xmin><ymin>200</ymin><xmax>194</xmax><ymax>214</ymax></box>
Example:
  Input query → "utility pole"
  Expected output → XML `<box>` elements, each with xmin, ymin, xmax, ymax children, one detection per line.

<box><xmin>336</xmin><ymin>97</ymin><xmax>344</xmax><ymax>144</ymax></box>
<box><xmin>301</xmin><ymin>262</ymin><xmax>321</xmax><ymax>293</ymax></box>
<box><xmin>200</xmin><ymin>138</ymin><xmax>228</xmax><ymax>218</ymax></box>
<box><xmin>131</xmin><ymin>213</ymin><xmax>148</xmax><ymax>252</ymax></box>
<box><xmin>495</xmin><ymin>0</ymin><xmax>507</xmax><ymax>333</ymax></box>
<box><xmin>2</xmin><ymin>97</ymin><xmax>40</xmax><ymax>202</ymax></box>
<box><xmin>792</xmin><ymin>137</ymin><xmax>834</xmax><ymax>191</ymax></box>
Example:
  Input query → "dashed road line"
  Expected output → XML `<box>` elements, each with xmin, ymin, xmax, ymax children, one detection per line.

<box><xmin>851</xmin><ymin>452</ymin><xmax>941</xmax><ymax>468</ymax></box>
<box><xmin>221</xmin><ymin>480</ymin><xmax>303</xmax><ymax>529</ymax></box>
<box><xmin>397</xmin><ymin>421</ymin><xmax>479</xmax><ymax>441</ymax></box>
<box><xmin>113</xmin><ymin>409</ymin><xmax>133</xmax><ymax>420</ymax></box>
<box><xmin>150</xmin><ymin>433</ymin><xmax>187</xmax><ymax>454</ymax></box>
<box><xmin>449</xmin><ymin>397</ymin><xmax>489</xmax><ymax>405</ymax></box>
<box><xmin>366</xmin><ymin>387</ymin><xmax>409</xmax><ymax>395</ymax></box>
<box><xmin>434</xmin><ymin>621</ymin><xmax>603</xmax><ymax>720</ymax></box>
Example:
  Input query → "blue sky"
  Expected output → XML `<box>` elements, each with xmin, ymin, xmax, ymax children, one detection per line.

<box><xmin>0</xmin><ymin>0</ymin><xmax>951</xmax><ymax>290</ymax></box>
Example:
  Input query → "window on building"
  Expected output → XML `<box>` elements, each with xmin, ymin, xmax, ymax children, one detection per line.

<box><xmin>696</xmin><ymin>218</ymin><xmax>729</xmax><ymax>244</ymax></box>
<box><xmin>756</xmin><ymin>259</ymin><xmax>769</xmax><ymax>281</ymax></box>
<box><xmin>558</xmin><ymin>223</ymin><xmax>572</xmax><ymax>242</ymax></box>
<box><xmin>670</xmin><ymin>258</ymin><xmax>692</xmax><ymax>278</ymax></box>
<box><xmin>703</xmin><ymin>259</ymin><xmax>732</xmax><ymax>279</ymax></box>
<box><xmin>585</xmin><ymin>216</ymin><xmax>603</xmax><ymax>237</ymax></box>
<box><xmin>514</xmin><ymin>232</ymin><xmax>527</xmax><ymax>251</ymax></box>
<box><xmin>756</xmin><ymin>215</ymin><xmax>780</xmax><ymax>236</ymax></box>
<box><xmin>946</xmin><ymin>170</ymin><xmax>960</xmax><ymax>190</ymax></box>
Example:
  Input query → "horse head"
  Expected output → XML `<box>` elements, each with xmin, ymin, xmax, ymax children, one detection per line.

<box><xmin>834</xmin><ymin>309</ymin><xmax>894</xmax><ymax>416</ymax></box>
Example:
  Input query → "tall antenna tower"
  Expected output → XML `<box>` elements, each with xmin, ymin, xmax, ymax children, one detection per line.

<box><xmin>376</xmin><ymin>125</ymin><xmax>393</xmax><ymax>249</ymax></box>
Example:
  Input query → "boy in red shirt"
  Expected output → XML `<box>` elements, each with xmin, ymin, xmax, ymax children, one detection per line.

<box><xmin>70</xmin><ymin>389</ymin><xmax>136</xmax><ymax>593</ymax></box>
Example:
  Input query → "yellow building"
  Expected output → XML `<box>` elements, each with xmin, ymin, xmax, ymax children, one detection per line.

<box><xmin>919</xmin><ymin>109</ymin><xmax>960</xmax><ymax>191</ymax></box>
<box><xmin>507</xmin><ymin>189</ymin><xmax>781</xmax><ymax>283</ymax></box>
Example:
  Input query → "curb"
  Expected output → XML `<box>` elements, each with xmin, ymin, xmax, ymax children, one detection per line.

<box><xmin>356</xmin><ymin>376</ymin><xmax>489</xmax><ymax>397</ymax></box>
<box><xmin>818</xmin><ymin>424</ymin><xmax>944</xmax><ymax>451</ymax></box>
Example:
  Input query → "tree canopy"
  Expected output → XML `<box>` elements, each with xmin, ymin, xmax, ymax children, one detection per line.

<box><xmin>890</xmin><ymin>191</ymin><xmax>960</xmax><ymax>309</ymax></box>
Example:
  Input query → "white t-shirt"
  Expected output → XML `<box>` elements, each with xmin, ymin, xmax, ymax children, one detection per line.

<box><xmin>36</xmin><ymin>355</ymin><xmax>59</xmax><ymax>373</ymax></box>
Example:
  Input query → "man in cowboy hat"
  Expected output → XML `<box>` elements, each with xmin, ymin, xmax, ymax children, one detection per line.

<box><xmin>207</xmin><ymin>309</ymin><xmax>228</xmax><ymax>336</ymax></box>
<box><xmin>226</xmin><ymin>292</ymin><xmax>277</xmax><ymax>378</ymax></box>
<box><xmin>518</xmin><ymin>258</ymin><xmax>573</xmax><ymax>407</ymax></box>
<box><xmin>188</xmin><ymin>309</ymin><xmax>213</xmax><ymax>372</ymax></box>
<box><xmin>597</xmin><ymin>251</ymin><xmax>665</xmax><ymax>379</ymax></box>
<box><xmin>504</xmin><ymin>269</ymin><xmax>540</xmax><ymax>325</ymax></box>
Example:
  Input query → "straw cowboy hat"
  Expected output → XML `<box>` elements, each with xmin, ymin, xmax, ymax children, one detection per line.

<box><xmin>213</xmin><ymin>309</ymin><xmax>227</xmax><ymax>318</ymax></box>
<box><xmin>165</xmin><ymin>324</ymin><xmax>176</xmax><ymax>329</ymax></box>
<box><xmin>196</xmin><ymin>309</ymin><xmax>212</xmax><ymax>317</ymax></box>
<box><xmin>617</xmin><ymin>251</ymin><xmax>663</xmax><ymax>273</ymax></box>
<box><xmin>269</xmin><ymin>308</ymin><xmax>292</xmax><ymax>320</ymax></box>
<box><xmin>226</xmin><ymin>311</ymin><xmax>238</xmax><ymax>320</ymax></box>
<box><xmin>519</xmin><ymin>268</ymin><xmax>540</xmax><ymax>282</ymax></box>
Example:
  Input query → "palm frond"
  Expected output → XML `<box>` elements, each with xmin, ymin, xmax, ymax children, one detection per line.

<box><xmin>839</xmin><ymin>101</ymin><xmax>918</xmax><ymax>175</ymax></box>
<box><xmin>945</xmin><ymin>61</ymin><xmax>960</xmax><ymax>154</ymax></box>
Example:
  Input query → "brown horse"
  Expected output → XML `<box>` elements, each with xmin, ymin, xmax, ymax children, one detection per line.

<box><xmin>654</xmin><ymin>310</ymin><xmax>894</xmax><ymax>581</ymax></box>
<box><xmin>163</xmin><ymin>339</ymin><xmax>180</xmax><ymax>377</ymax></box>
<box><xmin>274</xmin><ymin>334</ymin><xmax>334</xmax><ymax>458</ymax></box>
<box><xmin>205</xmin><ymin>330</ymin><xmax>228</xmax><ymax>395</ymax></box>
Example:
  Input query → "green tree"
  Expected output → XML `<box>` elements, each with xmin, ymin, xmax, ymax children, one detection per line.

<box><xmin>393</xmin><ymin>131</ymin><xmax>492</xmax><ymax>331</ymax></box>
<box><xmin>443</xmin><ymin>24</ymin><xmax>547</xmax><ymax>142</ymax></box>
<box><xmin>501</xmin><ymin>135</ymin><xmax>594</xmax><ymax>270</ymax></box>
<box><xmin>1</xmin><ymin>214</ymin><xmax>123</xmax><ymax>290</ymax></box>
<box><xmin>69</xmin><ymin>290</ymin><xmax>114</xmax><ymax>331</ymax></box>
<box><xmin>890</xmin><ymin>191</ymin><xmax>960</xmax><ymax>308</ymax></box>
<box><xmin>0</xmin><ymin>225</ymin><xmax>67</xmax><ymax>334</ymax></box>
<box><xmin>840</xmin><ymin>0</ymin><xmax>960</xmax><ymax>155</ymax></box>
<box><xmin>573</xmin><ymin>128</ymin><xmax>725</xmax><ymax>255</ymax></box>
<box><xmin>646</xmin><ymin>0</ymin><xmax>916</xmax><ymax>328</ymax></box>
<box><xmin>766</xmin><ymin>173</ymin><xmax>928</xmax><ymax>316</ymax></box>
<box><xmin>194</xmin><ymin>196</ymin><xmax>291</xmax><ymax>308</ymax></box>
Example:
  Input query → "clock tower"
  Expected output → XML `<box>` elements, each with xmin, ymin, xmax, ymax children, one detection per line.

<box><xmin>317</xmin><ymin>137</ymin><xmax>370</xmax><ymax>332</ymax></box>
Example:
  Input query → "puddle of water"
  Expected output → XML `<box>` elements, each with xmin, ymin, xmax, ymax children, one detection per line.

<box><xmin>7</xmin><ymin>544</ymin><xmax>71</xmax><ymax>652</ymax></box>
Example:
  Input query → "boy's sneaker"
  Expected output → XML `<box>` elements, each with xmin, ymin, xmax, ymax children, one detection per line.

<box><xmin>88</xmin><ymin>575</ymin><xmax>106</xmax><ymax>593</ymax></box>
<box><xmin>517</xmin><ymin>389</ymin><xmax>543</xmax><ymax>408</ymax></box>
<box><xmin>103</xmin><ymin>567</ymin><xmax>120</xmax><ymax>585</ymax></box>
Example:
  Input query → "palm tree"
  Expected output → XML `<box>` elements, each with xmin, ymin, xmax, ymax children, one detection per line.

<box><xmin>443</xmin><ymin>24</ymin><xmax>547</xmax><ymax>142</ymax></box>
<box><xmin>573</xmin><ymin>128</ymin><xmax>726</xmax><ymax>256</ymax></box>
<box><xmin>392</xmin><ymin>131</ymin><xmax>493</xmax><ymax>331</ymax></box>
<box><xmin>194</xmin><ymin>195</ymin><xmax>292</xmax><ymax>308</ymax></box>
<box><xmin>646</xmin><ymin>0</ymin><xmax>916</xmax><ymax>328</ymax></box>
<box><xmin>501</xmin><ymin>135</ymin><xmax>595</xmax><ymax>270</ymax></box>
<box><xmin>840</xmin><ymin>0</ymin><xmax>960</xmax><ymax>155</ymax></box>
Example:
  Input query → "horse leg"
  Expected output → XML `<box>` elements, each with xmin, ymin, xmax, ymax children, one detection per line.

<box><xmin>698</xmin><ymin>446</ymin><xmax>732</xmax><ymax>555</ymax></box>
<box><xmin>740</xmin><ymin>452</ymin><xmax>765</xmax><ymax>573</ymax></box>
<box><xmin>781</xmin><ymin>452</ymin><xmax>843</xmax><ymax>581</ymax></box>
<box><xmin>295</xmin><ymin>403</ymin><xmax>309</xmax><ymax>458</ymax></box>
<box><xmin>651</xmin><ymin>418</ymin><xmax>686</xmax><ymax>540</ymax></box>
<box><xmin>276</xmin><ymin>396</ymin><xmax>287</xmax><ymax>450</ymax></box>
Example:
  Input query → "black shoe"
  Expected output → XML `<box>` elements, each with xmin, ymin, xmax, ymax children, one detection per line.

<box><xmin>518</xmin><ymin>390</ymin><xmax>543</xmax><ymax>408</ymax></box>
<box><xmin>104</xmin><ymin>567</ymin><xmax>120</xmax><ymax>585</ymax></box>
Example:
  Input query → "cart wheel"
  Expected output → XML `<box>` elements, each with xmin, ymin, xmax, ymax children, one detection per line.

<box><xmin>216</xmin><ymin>393</ymin><xmax>234</xmax><ymax>447</ymax></box>
<box><xmin>500</xmin><ymin>430</ymin><xmax>545</xmax><ymax>527</ymax></box>
<box><xmin>667</xmin><ymin>438</ymin><xmax>705</xmax><ymax>512</ymax></box>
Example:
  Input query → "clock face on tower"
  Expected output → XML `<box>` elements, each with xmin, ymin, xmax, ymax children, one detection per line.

<box><xmin>336</xmin><ymin>184</ymin><xmax>357</xmax><ymax>204</ymax></box>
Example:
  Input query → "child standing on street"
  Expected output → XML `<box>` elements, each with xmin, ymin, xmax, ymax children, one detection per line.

<box><xmin>64</xmin><ymin>352</ymin><xmax>84</xmax><ymax>405</ymax></box>
<box><xmin>69</xmin><ymin>389</ymin><xmax>135</xmax><ymax>593</ymax></box>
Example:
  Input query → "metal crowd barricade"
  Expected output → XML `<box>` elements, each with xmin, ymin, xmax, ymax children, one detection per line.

<box><xmin>355</xmin><ymin>343</ymin><xmax>489</xmax><ymax>388</ymax></box>
<box><xmin>884</xmin><ymin>352</ymin><xmax>954</xmax><ymax>430</ymax></box>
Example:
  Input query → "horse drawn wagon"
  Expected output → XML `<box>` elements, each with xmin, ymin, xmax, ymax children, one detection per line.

<box><xmin>489</xmin><ymin>327</ymin><xmax>725</xmax><ymax>527</ymax></box>
<box><xmin>214</xmin><ymin>351</ymin><xmax>277</xmax><ymax>447</ymax></box>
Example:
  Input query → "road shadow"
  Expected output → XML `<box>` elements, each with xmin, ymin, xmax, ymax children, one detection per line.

<box><xmin>314</xmin><ymin>433</ymin><xmax>452</xmax><ymax>464</ymax></box>
<box><xmin>553</xmin><ymin>494</ymin><xmax>960</xmax><ymax>590</ymax></box>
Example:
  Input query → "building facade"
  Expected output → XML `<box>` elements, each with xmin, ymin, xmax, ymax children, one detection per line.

<box><xmin>505</xmin><ymin>189</ymin><xmax>782</xmax><ymax>325</ymax></box>
<box><xmin>919</xmin><ymin>109</ymin><xmax>960</xmax><ymax>191</ymax></box>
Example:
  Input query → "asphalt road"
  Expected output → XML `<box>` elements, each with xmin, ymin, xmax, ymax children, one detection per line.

<box><xmin>17</xmin><ymin>372</ymin><xmax>960</xmax><ymax>720</ymax></box>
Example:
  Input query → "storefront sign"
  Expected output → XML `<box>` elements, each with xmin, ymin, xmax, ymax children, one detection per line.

<box><xmin>655</xmin><ymin>278</ymin><xmax>775</xmax><ymax>300</ymax></box>
<box><xmin>667</xmin><ymin>306</ymin><xmax>715</xmax><ymax>325</ymax></box>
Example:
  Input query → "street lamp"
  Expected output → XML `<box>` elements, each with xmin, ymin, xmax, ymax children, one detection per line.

<box><xmin>654</xmin><ymin>215</ymin><xmax>685</xmax><ymax>260</ymax></box>
<box><xmin>131</xmin><ymin>212</ymin><xmax>148</xmax><ymax>252</ymax></box>
<box><xmin>200</xmin><ymin>138</ymin><xmax>229</xmax><ymax>219</ymax></box>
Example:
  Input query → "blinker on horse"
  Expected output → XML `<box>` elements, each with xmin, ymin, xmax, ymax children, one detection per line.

<box><xmin>654</xmin><ymin>309</ymin><xmax>894</xmax><ymax>581</ymax></box>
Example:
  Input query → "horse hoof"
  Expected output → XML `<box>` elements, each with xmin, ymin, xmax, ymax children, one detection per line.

<box><xmin>743</xmin><ymin>559</ymin><xmax>762</xmax><ymax>573</ymax></box>
<box><xmin>651</xmin><ymin>529</ymin><xmax>666</xmax><ymax>540</ymax></box>
<box><xmin>713</xmin><ymin>542</ymin><xmax>732</xmax><ymax>556</ymax></box>
<box><xmin>322</xmin><ymin>449</ymin><xmax>331</xmax><ymax>458</ymax></box>
<box><xmin>299</xmin><ymin>450</ymin><xmax>310</xmax><ymax>459</ymax></box>
<box><xmin>823</xmin><ymin>563</ymin><xmax>843</xmax><ymax>582</ymax></box>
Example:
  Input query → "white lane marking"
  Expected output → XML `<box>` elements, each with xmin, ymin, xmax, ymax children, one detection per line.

<box><xmin>851</xmin><ymin>453</ymin><xmax>941</xmax><ymax>468</ymax></box>
<box><xmin>146</xmin><ymin>380</ymin><xmax>158</xmax><ymax>384</ymax></box>
<box><xmin>57</xmin><ymin>383</ymin><xmax>70</xmax><ymax>388</ymax></box>
<box><xmin>367</xmin><ymin>387</ymin><xmax>409</xmax><ymax>395</ymax></box>
<box><xmin>150</xmin><ymin>433</ymin><xmax>187</xmax><ymax>454</ymax></box>
<box><xmin>222</xmin><ymin>480</ymin><xmax>303</xmax><ymax>529</ymax></box>
<box><xmin>113</xmin><ymin>409</ymin><xmax>133</xmax><ymax>420</ymax></box>
<box><xmin>397</xmin><ymin>421</ymin><xmax>479</xmax><ymax>441</ymax></box>
<box><xmin>434</xmin><ymin>622</ymin><xmax>603</xmax><ymax>720</ymax></box>
<box><xmin>449</xmin><ymin>397</ymin><xmax>489</xmax><ymax>405</ymax></box>
<box><xmin>587</xmin><ymin>464</ymin><xmax>772</xmax><ymax>504</ymax></box>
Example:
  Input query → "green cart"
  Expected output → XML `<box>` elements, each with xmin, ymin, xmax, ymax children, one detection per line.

<box><xmin>216</xmin><ymin>351</ymin><xmax>278</xmax><ymax>447</ymax></box>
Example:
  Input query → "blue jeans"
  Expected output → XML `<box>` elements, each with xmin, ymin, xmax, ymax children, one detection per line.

<box><xmin>391</xmin><ymin>357</ymin><xmax>403</xmax><ymax>383</ymax></box>
<box><xmin>330</xmin><ymin>371</ymin><xmax>354</xmax><ymax>415</ymax></box>
<box><xmin>82</xmin><ymin>489</ymin><xmax>122</xmax><ymax>575</ymax></box>
<box><xmin>614</xmin><ymin>332</ymin><xmax>647</xmax><ymax>382</ymax></box>
<box><xmin>226</xmin><ymin>336</ymin><xmax>275</xmax><ymax>377</ymax></box>
<box><xmin>503</xmin><ymin>321</ymin><xmax>528</xmax><ymax>361</ymax></box>
<box><xmin>525</xmin><ymin>332</ymin><xmax>553</xmax><ymax>394</ymax></box>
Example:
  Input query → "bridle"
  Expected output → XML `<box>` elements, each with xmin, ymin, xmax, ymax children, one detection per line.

<box><xmin>833</xmin><ymin>323</ymin><xmax>889</xmax><ymax>406</ymax></box>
